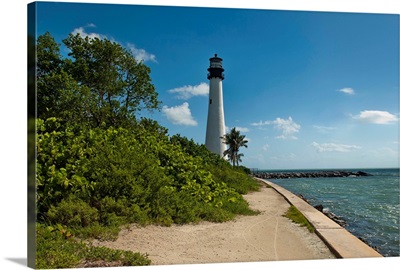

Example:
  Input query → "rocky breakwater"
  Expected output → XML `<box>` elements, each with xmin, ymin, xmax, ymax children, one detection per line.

<box><xmin>254</xmin><ymin>170</ymin><xmax>372</xmax><ymax>180</ymax></box>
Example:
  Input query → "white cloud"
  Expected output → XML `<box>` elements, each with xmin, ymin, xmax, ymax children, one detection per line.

<box><xmin>251</xmin><ymin>117</ymin><xmax>300</xmax><ymax>139</ymax></box>
<box><xmin>339</xmin><ymin>87</ymin><xmax>355</xmax><ymax>95</ymax></box>
<box><xmin>168</xmin><ymin>82</ymin><xmax>209</xmax><ymax>99</ymax></box>
<box><xmin>312</xmin><ymin>142</ymin><xmax>361</xmax><ymax>153</ymax></box>
<box><xmin>270</xmin><ymin>117</ymin><xmax>301</xmax><ymax>140</ymax></box>
<box><xmin>70</xmin><ymin>26</ymin><xmax>156</xmax><ymax>63</ymax></box>
<box><xmin>353</xmin><ymin>110</ymin><xmax>398</xmax><ymax>124</ymax></box>
<box><xmin>251</xmin><ymin>120</ymin><xmax>268</xmax><ymax>127</ymax></box>
<box><xmin>127</xmin><ymin>43</ymin><xmax>157</xmax><ymax>63</ymax></box>
<box><xmin>162</xmin><ymin>102</ymin><xmax>197</xmax><ymax>126</ymax></box>
<box><xmin>235</xmin><ymin>126</ymin><xmax>250</xmax><ymax>133</ymax></box>
<box><xmin>71</xmin><ymin>26</ymin><xmax>106</xmax><ymax>40</ymax></box>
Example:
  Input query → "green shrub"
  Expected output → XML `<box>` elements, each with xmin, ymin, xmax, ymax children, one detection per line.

<box><xmin>74</xmin><ymin>223</ymin><xmax>121</xmax><ymax>241</ymax></box>
<box><xmin>200</xmin><ymin>206</ymin><xmax>235</xmax><ymax>222</ymax></box>
<box><xmin>37</xmin><ymin>118</ymin><xmax>260</xmax><ymax>231</ymax></box>
<box><xmin>98</xmin><ymin>196</ymin><xmax>149</xmax><ymax>226</ymax></box>
<box><xmin>36</xmin><ymin>118</ymin><xmax>96</xmax><ymax>217</ymax></box>
<box><xmin>36</xmin><ymin>224</ymin><xmax>151</xmax><ymax>269</ymax></box>
<box><xmin>36</xmin><ymin>224</ymin><xmax>83</xmax><ymax>269</ymax></box>
<box><xmin>220</xmin><ymin>196</ymin><xmax>260</xmax><ymax>216</ymax></box>
<box><xmin>82</xmin><ymin>244</ymin><xmax>151</xmax><ymax>266</ymax></box>
<box><xmin>237</xmin><ymin>165</ymin><xmax>251</xmax><ymax>174</ymax></box>
<box><xmin>47</xmin><ymin>195</ymin><xmax>99</xmax><ymax>227</ymax></box>
<box><xmin>147</xmin><ymin>186</ymin><xmax>184</xmax><ymax>226</ymax></box>
<box><xmin>209</xmin><ymin>165</ymin><xmax>260</xmax><ymax>194</ymax></box>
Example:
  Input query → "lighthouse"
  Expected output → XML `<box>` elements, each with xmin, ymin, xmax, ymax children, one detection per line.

<box><xmin>205</xmin><ymin>54</ymin><xmax>226</xmax><ymax>157</ymax></box>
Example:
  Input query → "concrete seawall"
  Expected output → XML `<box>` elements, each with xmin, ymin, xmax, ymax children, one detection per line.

<box><xmin>256</xmin><ymin>177</ymin><xmax>383</xmax><ymax>259</ymax></box>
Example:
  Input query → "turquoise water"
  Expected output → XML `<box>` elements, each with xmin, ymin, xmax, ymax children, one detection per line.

<box><xmin>266</xmin><ymin>168</ymin><xmax>399</xmax><ymax>257</ymax></box>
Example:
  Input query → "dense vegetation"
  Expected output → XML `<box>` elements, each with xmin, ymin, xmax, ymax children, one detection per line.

<box><xmin>35</xmin><ymin>32</ymin><xmax>260</xmax><ymax>268</ymax></box>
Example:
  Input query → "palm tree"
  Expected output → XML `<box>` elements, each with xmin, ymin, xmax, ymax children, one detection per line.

<box><xmin>220</xmin><ymin>127</ymin><xmax>248</xmax><ymax>166</ymax></box>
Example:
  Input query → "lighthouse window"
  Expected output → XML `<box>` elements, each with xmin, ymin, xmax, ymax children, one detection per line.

<box><xmin>210</xmin><ymin>62</ymin><xmax>221</xmax><ymax>68</ymax></box>
<box><xmin>210</xmin><ymin>99</ymin><xmax>212</xmax><ymax>104</ymax></box>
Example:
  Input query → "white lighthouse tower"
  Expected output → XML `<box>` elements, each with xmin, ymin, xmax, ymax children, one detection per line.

<box><xmin>205</xmin><ymin>54</ymin><xmax>226</xmax><ymax>157</ymax></box>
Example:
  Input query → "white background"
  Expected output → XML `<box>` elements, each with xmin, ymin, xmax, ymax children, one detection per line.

<box><xmin>0</xmin><ymin>0</ymin><xmax>398</xmax><ymax>269</ymax></box>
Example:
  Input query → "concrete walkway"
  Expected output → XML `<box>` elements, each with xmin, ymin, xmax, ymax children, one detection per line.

<box><xmin>257</xmin><ymin>178</ymin><xmax>383</xmax><ymax>259</ymax></box>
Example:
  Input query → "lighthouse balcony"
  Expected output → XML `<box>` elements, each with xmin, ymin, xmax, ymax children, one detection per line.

<box><xmin>207</xmin><ymin>72</ymin><xmax>224</xmax><ymax>80</ymax></box>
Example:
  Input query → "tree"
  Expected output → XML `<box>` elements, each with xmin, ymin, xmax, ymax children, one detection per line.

<box><xmin>36</xmin><ymin>32</ymin><xmax>160</xmax><ymax>128</ymax></box>
<box><xmin>62</xmin><ymin>33</ymin><xmax>159</xmax><ymax>127</ymax></box>
<box><xmin>37</xmin><ymin>32</ymin><xmax>68</xmax><ymax>119</ymax></box>
<box><xmin>37</xmin><ymin>32</ymin><xmax>101</xmax><ymax>125</ymax></box>
<box><xmin>221</xmin><ymin>127</ymin><xmax>248</xmax><ymax>167</ymax></box>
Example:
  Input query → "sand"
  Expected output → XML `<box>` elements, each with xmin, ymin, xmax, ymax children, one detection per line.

<box><xmin>92</xmin><ymin>183</ymin><xmax>335</xmax><ymax>265</ymax></box>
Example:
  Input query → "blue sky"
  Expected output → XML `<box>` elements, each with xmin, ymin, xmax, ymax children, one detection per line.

<box><xmin>34</xmin><ymin>1</ymin><xmax>399</xmax><ymax>170</ymax></box>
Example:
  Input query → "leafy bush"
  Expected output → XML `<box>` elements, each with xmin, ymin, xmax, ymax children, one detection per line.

<box><xmin>47</xmin><ymin>195</ymin><xmax>99</xmax><ymax>227</ymax></box>
<box><xmin>199</xmin><ymin>206</ymin><xmax>235</xmax><ymax>222</ymax></box>
<box><xmin>81</xmin><ymin>245</ymin><xmax>151</xmax><ymax>267</ymax></box>
<box><xmin>98</xmin><ymin>196</ymin><xmax>149</xmax><ymax>226</ymax></box>
<box><xmin>209</xmin><ymin>165</ymin><xmax>260</xmax><ymax>194</ymax></box>
<box><xmin>36</xmin><ymin>224</ymin><xmax>83</xmax><ymax>269</ymax></box>
<box><xmin>36</xmin><ymin>224</ymin><xmax>151</xmax><ymax>269</ymax></box>
<box><xmin>74</xmin><ymin>223</ymin><xmax>121</xmax><ymax>241</ymax></box>
<box><xmin>37</xmin><ymin>117</ymin><xmax>259</xmax><ymax>230</ymax></box>
<box><xmin>36</xmin><ymin>118</ymin><xmax>96</xmax><ymax>217</ymax></box>
<box><xmin>170</xmin><ymin>134</ymin><xmax>260</xmax><ymax>194</ymax></box>
<box><xmin>170</xmin><ymin>134</ymin><xmax>227</xmax><ymax>166</ymax></box>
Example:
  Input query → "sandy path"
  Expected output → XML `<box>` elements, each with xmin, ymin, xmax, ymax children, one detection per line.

<box><xmin>92</xmin><ymin>184</ymin><xmax>335</xmax><ymax>265</ymax></box>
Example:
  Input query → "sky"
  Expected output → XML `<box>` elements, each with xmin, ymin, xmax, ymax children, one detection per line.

<box><xmin>32</xmin><ymin>1</ymin><xmax>399</xmax><ymax>170</ymax></box>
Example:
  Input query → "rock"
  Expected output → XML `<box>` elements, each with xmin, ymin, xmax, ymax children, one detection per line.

<box><xmin>355</xmin><ymin>171</ymin><xmax>372</xmax><ymax>176</ymax></box>
<box><xmin>324</xmin><ymin>211</ymin><xmax>347</xmax><ymax>227</ymax></box>
<box><xmin>314</xmin><ymin>204</ymin><xmax>324</xmax><ymax>212</ymax></box>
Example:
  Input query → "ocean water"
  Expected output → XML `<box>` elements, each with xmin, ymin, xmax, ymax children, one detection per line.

<box><xmin>265</xmin><ymin>168</ymin><xmax>399</xmax><ymax>257</ymax></box>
